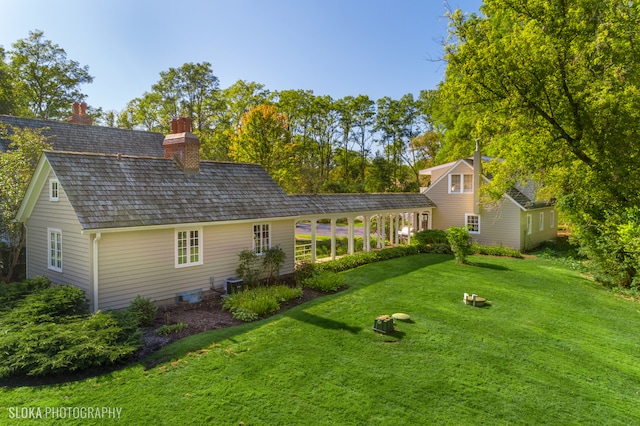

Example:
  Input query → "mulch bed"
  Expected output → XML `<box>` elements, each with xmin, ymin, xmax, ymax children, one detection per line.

<box><xmin>135</xmin><ymin>286</ymin><xmax>330</xmax><ymax>360</ymax></box>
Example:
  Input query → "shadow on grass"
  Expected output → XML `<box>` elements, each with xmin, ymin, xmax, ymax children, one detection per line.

<box><xmin>374</xmin><ymin>329</ymin><xmax>406</xmax><ymax>341</ymax></box>
<box><xmin>288</xmin><ymin>310</ymin><xmax>362</xmax><ymax>334</ymax></box>
<box><xmin>469</xmin><ymin>261</ymin><xmax>510</xmax><ymax>271</ymax></box>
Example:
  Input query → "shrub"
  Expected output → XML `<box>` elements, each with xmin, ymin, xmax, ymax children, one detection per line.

<box><xmin>471</xmin><ymin>243</ymin><xmax>523</xmax><ymax>258</ymax></box>
<box><xmin>0</xmin><ymin>282</ymin><xmax>143</xmax><ymax>378</ymax></box>
<box><xmin>236</xmin><ymin>249</ymin><xmax>262</xmax><ymax>287</ymax></box>
<box><xmin>302</xmin><ymin>271</ymin><xmax>345</xmax><ymax>292</ymax></box>
<box><xmin>263</xmin><ymin>245</ymin><xmax>286</xmax><ymax>282</ymax></box>
<box><xmin>128</xmin><ymin>295</ymin><xmax>158</xmax><ymax>327</ymax></box>
<box><xmin>447</xmin><ymin>226</ymin><xmax>472</xmax><ymax>264</ymax></box>
<box><xmin>272</xmin><ymin>285</ymin><xmax>303</xmax><ymax>302</ymax></box>
<box><xmin>222</xmin><ymin>285</ymin><xmax>301</xmax><ymax>321</ymax></box>
<box><xmin>6</xmin><ymin>285</ymin><xmax>88</xmax><ymax>325</ymax></box>
<box><xmin>0</xmin><ymin>311</ymin><xmax>140</xmax><ymax>378</ymax></box>
<box><xmin>294</xmin><ymin>261</ymin><xmax>316</xmax><ymax>282</ymax></box>
<box><xmin>414</xmin><ymin>229</ymin><xmax>449</xmax><ymax>245</ymax></box>
<box><xmin>156</xmin><ymin>322</ymin><xmax>187</xmax><ymax>336</ymax></box>
<box><xmin>0</xmin><ymin>276</ymin><xmax>51</xmax><ymax>309</ymax></box>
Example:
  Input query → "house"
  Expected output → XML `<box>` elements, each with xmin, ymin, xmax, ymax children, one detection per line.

<box><xmin>419</xmin><ymin>143</ymin><xmax>557</xmax><ymax>251</ymax></box>
<box><xmin>5</xmin><ymin>111</ymin><xmax>435</xmax><ymax>311</ymax></box>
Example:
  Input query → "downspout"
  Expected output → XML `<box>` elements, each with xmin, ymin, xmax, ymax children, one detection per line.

<box><xmin>92</xmin><ymin>233</ymin><xmax>102</xmax><ymax>312</ymax></box>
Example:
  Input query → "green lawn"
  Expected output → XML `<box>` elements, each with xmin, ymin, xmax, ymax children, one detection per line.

<box><xmin>2</xmin><ymin>254</ymin><xmax>640</xmax><ymax>424</ymax></box>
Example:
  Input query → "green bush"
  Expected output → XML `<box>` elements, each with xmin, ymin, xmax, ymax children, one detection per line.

<box><xmin>0</xmin><ymin>281</ymin><xmax>142</xmax><ymax>378</ymax></box>
<box><xmin>414</xmin><ymin>229</ymin><xmax>449</xmax><ymax>245</ymax></box>
<box><xmin>236</xmin><ymin>249</ymin><xmax>262</xmax><ymax>287</ymax></box>
<box><xmin>263</xmin><ymin>245</ymin><xmax>286</xmax><ymax>282</ymax></box>
<box><xmin>294</xmin><ymin>261</ymin><xmax>316</xmax><ymax>282</ymax></box>
<box><xmin>447</xmin><ymin>226</ymin><xmax>472</xmax><ymax>264</ymax></box>
<box><xmin>128</xmin><ymin>295</ymin><xmax>158</xmax><ymax>327</ymax></box>
<box><xmin>272</xmin><ymin>285</ymin><xmax>303</xmax><ymax>302</ymax></box>
<box><xmin>156</xmin><ymin>322</ymin><xmax>187</xmax><ymax>336</ymax></box>
<box><xmin>315</xmin><ymin>245</ymin><xmax>422</xmax><ymax>273</ymax></box>
<box><xmin>0</xmin><ymin>275</ymin><xmax>51</xmax><ymax>309</ymax></box>
<box><xmin>471</xmin><ymin>243</ymin><xmax>523</xmax><ymax>258</ymax></box>
<box><xmin>302</xmin><ymin>271</ymin><xmax>345</xmax><ymax>292</ymax></box>
<box><xmin>222</xmin><ymin>285</ymin><xmax>301</xmax><ymax>322</ymax></box>
<box><xmin>0</xmin><ymin>311</ymin><xmax>140</xmax><ymax>378</ymax></box>
<box><xmin>6</xmin><ymin>285</ymin><xmax>88</xmax><ymax>325</ymax></box>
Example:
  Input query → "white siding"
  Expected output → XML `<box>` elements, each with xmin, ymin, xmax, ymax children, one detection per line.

<box><xmin>25</xmin><ymin>171</ymin><xmax>92</xmax><ymax>300</ymax></box>
<box><xmin>97</xmin><ymin>219</ymin><xmax>296</xmax><ymax>310</ymax></box>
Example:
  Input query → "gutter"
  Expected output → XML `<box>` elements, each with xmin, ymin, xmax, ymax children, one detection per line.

<box><xmin>92</xmin><ymin>233</ymin><xmax>102</xmax><ymax>312</ymax></box>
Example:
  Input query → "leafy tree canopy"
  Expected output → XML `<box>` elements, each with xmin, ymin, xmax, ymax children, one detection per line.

<box><xmin>8</xmin><ymin>30</ymin><xmax>93</xmax><ymax>120</ymax></box>
<box><xmin>439</xmin><ymin>0</ymin><xmax>640</xmax><ymax>286</ymax></box>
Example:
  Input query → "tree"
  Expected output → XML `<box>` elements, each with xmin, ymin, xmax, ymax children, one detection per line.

<box><xmin>0</xmin><ymin>47</ymin><xmax>17</xmax><ymax>115</ymax></box>
<box><xmin>229</xmin><ymin>104</ymin><xmax>295</xmax><ymax>191</ymax></box>
<box><xmin>9</xmin><ymin>30</ymin><xmax>93</xmax><ymax>119</ymax></box>
<box><xmin>203</xmin><ymin>80</ymin><xmax>273</xmax><ymax>161</ymax></box>
<box><xmin>0</xmin><ymin>125</ymin><xmax>52</xmax><ymax>281</ymax></box>
<box><xmin>151</xmin><ymin>62</ymin><xmax>220</xmax><ymax>132</ymax></box>
<box><xmin>440</xmin><ymin>0</ymin><xmax>640</xmax><ymax>285</ymax></box>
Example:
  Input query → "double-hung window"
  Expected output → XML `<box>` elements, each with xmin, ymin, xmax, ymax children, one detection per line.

<box><xmin>48</xmin><ymin>228</ymin><xmax>62</xmax><ymax>272</ymax></box>
<box><xmin>465</xmin><ymin>214</ymin><xmax>480</xmax><ymax>234</ymax></box>
<box><xmin>550</xmin><ymin>211</ymin><xmax>555</xmax><ymax>228</ymax></box>
<box><xmin>526</xmin><ymin>214</ymin><xmax>533</xmax><ymax>235</ymax></box>
<box><xmin>49</xmin><ymin>179</ymin><xmax>59</xmax><ymax>201</ymax></box>
<box><xmin>253</xmin><ymin>223</ymin><xmax>270</xmax><ymax>255</ymax></box>
<box><xmin>176</xmin><ymin>228</ymin><xmax>202</xmax><ymax>267</ymax></box>
<box><xmin>539</xmin><ymin>212</ymin><xmax>545</xmax><ymax>231</ymax></box>
<box><xmin>449</xmin><ymin>174</ymin><xmax>473</xmax><ymax>194</ymax></box>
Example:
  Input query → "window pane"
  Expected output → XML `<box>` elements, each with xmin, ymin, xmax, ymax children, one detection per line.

<box><xmin>450</xmin><ymin>175</ymin><xmax>461</xmax><ymax>193</ymax></box>
<box><xmin>466</xmin><ymin>215</ymin><xmax>479</xmax><ymax>233</ymax></box>
<box><xmin>463</xmin><ymin>175</ymin><xmax>473</xmax><ymax>192</ymax></box>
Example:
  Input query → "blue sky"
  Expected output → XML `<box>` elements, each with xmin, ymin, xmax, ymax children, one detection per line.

<box><xmin>1</xmin><ymin>0</ymin><xmax>483</xmax><ymax>113</ymax></box>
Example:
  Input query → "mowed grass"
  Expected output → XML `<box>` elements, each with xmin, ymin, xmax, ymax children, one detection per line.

<box><xmin>2</xmin><ymin>254</ymin><xmax>640</xmax><ymax>424</ymax></box>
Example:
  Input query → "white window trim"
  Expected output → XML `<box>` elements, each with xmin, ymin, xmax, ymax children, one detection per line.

<box><xmin>550</xmin><ymin>210</ymin><xmax>555</xmax><ymax>228</ymax></box>
<box><xmin>253</xmin><ymin>223</ymin><xmax>271</xmax><ymax>255</ymax></box>
<box><xmin>48</xmin><ymin>228</ymin><xmax>63</xmax><ymax>272</ymax></box>
<box><xmin>175</xmin><ymin>227</ymin><xmax>203</xmax><ymax>268</ymax></box>
<box><xmin>465</xmin><ymin>213</ymin><xmax>480</xmax><ymax>234</ymax></box>
<box><xmin>526</xmin><ymin>214</ymin><xmax>532</xmax><ymax>235</ymax></box>
<box><xmin>448</xmin><ymin>173</ymin><xmax>473</xmax><ymax>194</ymax></box>
<box><xmin>539</xmin><ymin>212</ymin><xmax>545</xmax><ymax>231</ymax></box>
<box><xmin>49</xmin><ymin>178</ymin><xmax>59</xmax><ymax>201</ymax></box>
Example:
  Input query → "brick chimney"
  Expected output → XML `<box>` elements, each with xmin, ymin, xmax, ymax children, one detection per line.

<box><xmin>67</xmin><ymin>102</ymin><xmax>93</xmax><ymax>125</ymax></box>
<box><xmin>163</xmin><ymin>117</ymin><xmax>200</xmax><ymax>173</ymax></box>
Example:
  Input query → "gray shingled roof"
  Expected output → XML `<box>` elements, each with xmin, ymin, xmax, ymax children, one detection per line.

<box><xmin>506</xmin><ymin>187</ymin><xmax>555</xmax><ymax>210</ymax></box>
<box><xmin>290</xmin><ymin>194</ymin><xmax>436</xmax><ymax>215</ymax></box>
<box><xmin>46</xmin><ymin>151</ymin><xmax>294</xmax><ymax>229</ymax></box>
<box><xmin>0</xmin><ymin>115</ymin><xmax>164</xmax><ymax>157</ymax></box>
<box><xmin>46</xmin><ymin>151</ymin><xmax>437</xmax><ymax>230</ymax></box>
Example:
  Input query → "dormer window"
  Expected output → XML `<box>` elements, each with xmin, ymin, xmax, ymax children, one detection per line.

<box><xmin>449</xmin><ymin>174</ymin><xmax>473</xmax><ymax>194</ymax></box>
<box><xmin>49</xmin><ymin>179</ymin><xmax>59</xmax><ymax>201</ymax></box>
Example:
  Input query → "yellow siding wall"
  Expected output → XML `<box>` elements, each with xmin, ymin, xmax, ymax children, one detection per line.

<box><xmin>425</xmin><ymin>163</ymin><xmax>557</xmax><ymax>250</ymax></box>
<box><xmin>520</xmin><ymin>207</ymin><xmax>558</xmax><ymax>250</ymax></box>
<box><xmin>25</xmin><ymin>171</ymin><xmax>92</xmax><ymax>300</ymax></box>
<box><xmin>426</xmin><ymin>162</ymin><xmax>475</xmax><ymax>231</ymax></box>
<box><xmin>97</xmin><ymin>219</ymin><xmax>295</xmax><ymax>310</ymax></box>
